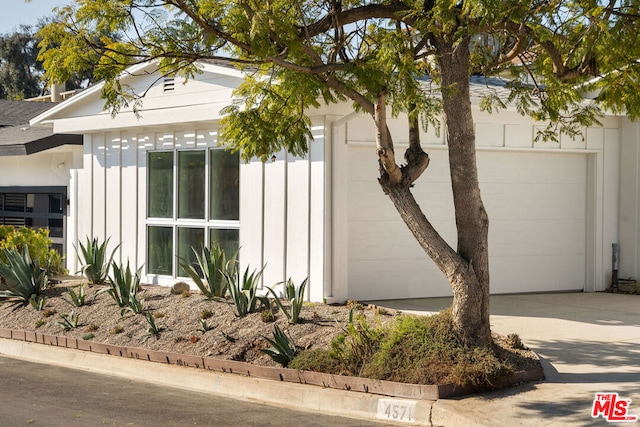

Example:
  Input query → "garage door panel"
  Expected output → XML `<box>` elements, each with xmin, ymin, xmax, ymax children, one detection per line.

<box><xmin>349</xmin><ymin>219</ymin><xmax>457</xmax><ymax>261</ymax></box>
<box><xmin>348</xmin><ymin>259</ymin><xmax>452</xmax><ymax>300</ymax></box>
<box><xmin>490</xmin><ymin>255</ymin><xmax>585</xmax><ymax>294</ymax></box>
<box><xmin>489</xmin><ymin>219</ymin><xmax>586</xmax><ymax>257</ymax></box>
<box><xmin>483</xmin><ymin>182</ymin><xmax>586</xmax><ymax>220</ymax></box>
<box><xmin>478</xmin><ymin>151</ymin><xmax>587</xmax><ymax>184</ymax></box>
<box><xmin>347</xmin><ymin>147</ymin><xmax>588</xmax><ymax>300</ymax></box>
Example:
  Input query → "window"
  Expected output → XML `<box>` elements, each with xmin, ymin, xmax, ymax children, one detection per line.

<box><xmin>0</xmin><ymin>187</ymin><xmax>67</xmax><ymax>257</ymax></box>
<box><xmin>146</xmin><ymin>149</ymin><xmax>239</xmax><ymax>277</ymax></box>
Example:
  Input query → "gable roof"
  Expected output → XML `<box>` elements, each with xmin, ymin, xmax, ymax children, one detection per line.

<box><xmin>0</xmin><ymin>100</ymin><xmax>82</xmax><ymax>156</ymax></box>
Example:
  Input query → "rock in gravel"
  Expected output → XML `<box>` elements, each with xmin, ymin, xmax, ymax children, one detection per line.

<box><xmin>171</xmin><ymin>281</ymin><xmax>191</xmax><ymax>295</ymax></box>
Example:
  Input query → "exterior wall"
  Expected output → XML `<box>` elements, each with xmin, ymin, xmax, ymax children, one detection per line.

<box><xmin>619</xmin><ymin>119</ymin><xmax>640</xmax><ymax>280</ymax></box>
<box><xmin>331</xmin><ymin>109</ymin><xmax>621</xmax><ymax>301</ymax></box>
<box><xmin>72</xmin><ymin>123</ymin><xmax>328</xmax><ymax>300</ymax></box>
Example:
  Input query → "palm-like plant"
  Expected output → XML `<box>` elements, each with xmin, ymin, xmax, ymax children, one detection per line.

<box><xmin>179</xmin><ymin>245</ymin><xmax>238</xmax><ymax>299</ymax></box>
<box><xmin>0</xmin><ymin>246</ymin><xmax>48</xmax><ymax>303</ymax></box>
<box><xmin>74</xmin><ymin>236</ymin><xmax>120</xmax><ymax>285</ymax></box>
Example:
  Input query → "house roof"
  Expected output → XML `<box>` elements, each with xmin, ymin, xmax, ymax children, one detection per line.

<box><xmin>0</xmin><ymin>100</ymin><xmax>82</xmax><ymax>156</ymax></box>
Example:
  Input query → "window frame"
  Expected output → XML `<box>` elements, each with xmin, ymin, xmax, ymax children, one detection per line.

<box><xmin>146</xmin><ymin>148</ymin><xmax>240</xmax><ymax>278</ymax></box>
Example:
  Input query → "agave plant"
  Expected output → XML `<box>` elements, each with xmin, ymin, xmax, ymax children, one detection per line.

<box><xmin>267</xmin><ymin>278</ymin><xmax>308</xmax><ymax>324</ymax></box>
<box><xmin>179</xmin><ymin>245</ymin><xmax>238</xmax><ymax>299</ymax></box>
<box><xmin>0</xmin><ymin>246</ymin><xmax>48</xmax><ymax>303</ymax></box>
<box><xmin>74</xmin><ymin>236</ymin><xmax>120</xmax><ymax>285</ymax></box>
<box><xmin>225</xmin><ymin>265</ymin><xmax>267</xmax><ymax>317</ymax></box>
<box><xmin>261</xmin><ymin>325</ymin><xmax>298</xmax><ymax>367</ymax></box>
<box><xmin>98</xmin><ymin>261</ymin><xmax>143</xmax><ymax>315</ymax></box>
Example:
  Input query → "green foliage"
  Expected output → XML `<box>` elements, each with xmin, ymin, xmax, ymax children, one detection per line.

<box><xmin>57</xmin><ymin>310</ymin><xmax>80</xmax><ymax>331</ymax></box>
<box><xmin>144</xmin><ymin>311</ymin><xmax>164</xmax><ymax>337</ymax></box>
<box><xmin>290</xmin><ymin>309</ymin><xmax>514</xmax><ymax>387</ymax></box>
<box><xmin>225</xmin><ymin>266</ymin><xmax>267</xmax><ymax>317</ymax></box>
<box><xmin>179</xmin><ymin>245</ymin><xmax>237</xmax><ymax>300</ymax></box>
<box><xmin>63</xmin><ymin>285</ymin><xmax>87</xmax><ymax>307</ymax></box>
<box><xmin>75</xmin><ymin>236</ymin><xmax>120</xmax><ymax>285</ymax></box>
<box><xmin>99</xmin><ymin>261</ymin><xmax>144</xmax><ymax>315</ymax></box>
<box><xmin>0</xmin><ymin>25</ymin><xmax>44</xmax><ymax>99</ymax></box>
<box><xmin>83</xmin><ymin>333</ymin><xmax>95</xmax><ymax>340</ymax></box>
<box><xmin>0</xmin><ymin>226</ymin><xmax>64</xmax><ymax>276</ymax></box>
<box><xmin>29</xmin><ymin>296</ymin><xmax>46</xmax><ymax>311</ymax></box>
<box><xmin>197</xmin><ymin>319</ymin><xmax>214</xmax><ymax>334</ymax></box>
<box><xmin>267</xmin><ymin>278</ymin><xmax>308</xmax><ymax>324</ymax></box>
<box><xmin>261</xmin><ymin>325</ymin><xmax>297</xmax><ymax>367</ymax></box>
<box><xmin>0</xmin><ymin>246</ymin><xmax>48</xmax><ymax>303</ymax></box>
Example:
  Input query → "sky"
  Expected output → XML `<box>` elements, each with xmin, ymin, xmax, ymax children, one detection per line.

<box><xmin>0</xmin><ymin>0</ymin><xmax>68</xmax><ymax>34</ymax></box>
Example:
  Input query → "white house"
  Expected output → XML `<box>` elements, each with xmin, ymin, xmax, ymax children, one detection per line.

<box><xmin>20</xmin><ymin>61</ymin><xmax>640</xmax><ymax>302</ymax></box>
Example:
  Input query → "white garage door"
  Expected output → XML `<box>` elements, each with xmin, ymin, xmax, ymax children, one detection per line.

<box><xmin>347</xmin><ymin>147</ymin><xmax>587</xmax><ymax>300</ymax></box>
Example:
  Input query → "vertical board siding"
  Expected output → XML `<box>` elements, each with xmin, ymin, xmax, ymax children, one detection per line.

<box><xmin>309</xmin><ymin>120</ymin><xmax>328</xmax><ymax>302</ymax></box>
<box><xmin>137</xmin><ymin>134</ymin><xmax>153</xmax><ymax>279</ymax></box>
<box><xmin>239</xmin><ymin>159</ymin><xmax>264</xmax><ymax>282</ymax></box>
<box><xmin>121</xmin><ymin>132</ymin><xmax>138</xmax><ymax>268</ymax></box>
<box><xmin>105</xmin><ymin>132</ymin><xmax>122</xmax><ymax>263</ymax></box>
<box><xmin>285</xmin><ymin>153</ymin><xmax>310</xmax><ymax>289</ymax></box>
<box><xmin>262</xmin><ymin>151</ymin><xmax>287</xmax><ymax>288</ymax></box>
<box><xmin>91</xmin><ymin>134</ymin><xmax>107</xmax><ymax>242</ymax></box>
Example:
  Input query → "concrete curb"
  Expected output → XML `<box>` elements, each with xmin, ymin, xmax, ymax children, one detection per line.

<box><xmin>0</xmin><ymin>338</ymin><xmax>439</xmax><ymax>425</ymax></box>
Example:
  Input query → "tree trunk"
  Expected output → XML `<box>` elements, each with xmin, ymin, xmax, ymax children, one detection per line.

<box><xmin>378</xmin><ymin>36</ymin><xmax>492</xmax><ymax>348</ymax></box>
<box><xmin>437</xmin><ymin>37</ymin><xmax>491</xmax><ymax>347</ymax></box>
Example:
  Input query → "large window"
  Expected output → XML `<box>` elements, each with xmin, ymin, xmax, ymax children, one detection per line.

<box><xmin>146</xmin><ymin>149</ymin><xmax>239</xmax><ymax>277</ymax></box>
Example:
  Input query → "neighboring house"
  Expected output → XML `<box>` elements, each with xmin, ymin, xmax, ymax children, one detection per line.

<box><xmin>27</xmin><ymin>61</ymin><xmax>640</xmax><ymax>302</ymax></box>
<box><xmin>0</xmin><ymin>100</ymin><xmax>82</xmax><ymax>256</ymax></box>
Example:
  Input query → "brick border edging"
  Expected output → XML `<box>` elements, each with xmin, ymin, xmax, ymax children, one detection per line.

<box><xmin>0</xmin><ymin>328</ymin><xmax>544</xmax><ymax>400</ymax></box>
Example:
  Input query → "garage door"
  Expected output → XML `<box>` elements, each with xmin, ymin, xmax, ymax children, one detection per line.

<box><xmin>347</xmin><ymin>147</ymin><xmax>587</xmax><ymax>300</ymax></box>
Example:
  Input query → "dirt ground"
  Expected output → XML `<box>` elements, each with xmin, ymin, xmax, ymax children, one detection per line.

<box><xmin>0</xmin><ymin>278</ymin><xmax>396</xmax><ymax>367</ymax></box>
<box><xmin>0</xmin><ymin>277</ymin><xmax>540</xmax><ymax>375</ymax></box>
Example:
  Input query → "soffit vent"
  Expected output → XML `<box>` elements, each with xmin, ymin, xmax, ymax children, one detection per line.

<box><xmin>163</xmin><ymin>77</ymin><xmax>175</xmax><ymax>92</ymax></box>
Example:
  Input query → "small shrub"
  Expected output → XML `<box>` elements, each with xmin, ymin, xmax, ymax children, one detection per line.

<box><xmin>42</xmin><ymin>308</ymin><xmax>56</xmax><ymax>318</ymax></box>
<box><xmin>0</xmin><ymin>226</ymin><xmax>64</xmax><ymax>275</ymax></box>
<box><xmin>505</xmin><ymin>333</ymin><xmax>524</xmax><ymax>349</ymax></box>
<box><xmin>181</xmin><ymin>290</ymin><xmax>191</xmax><ymax>298</ymax></box>
<box><xmin>34</xmin><ymin>319</ymin><xmax>46</xmax><ymax>328</ymax></box>
<box><xmin>109</xmin><ymin>325</ymin><xmax>124</xmax><ymax>335</ymax></box>
<box><xmin>200</xmin><ymin>309</ymin><xmax>213</xmax><ymax>319</ymax></box>
<box><xmin>346</xmin><ymin>300</ymin><xmax>364</xmax><ymax>311</ymax></box>
<box><xmin>86</xmin><ymin>324</ymin><xmax>100</xmax><ymax>332</ymax></box>
<box><xmin>260</xmin><ymin>309</ymin><xmax>275</xmax><ymax>323</ymax></box>
<box><xmin>83</xmin><ymin>333</ymin><xmax>95</xmax><ymax>340</ymax></box>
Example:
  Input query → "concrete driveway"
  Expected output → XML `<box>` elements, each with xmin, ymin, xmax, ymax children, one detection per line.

<box><xmin>370</xmin><ymin>292</ymin><xmax>640</xmax><ymax>426</ymax></box>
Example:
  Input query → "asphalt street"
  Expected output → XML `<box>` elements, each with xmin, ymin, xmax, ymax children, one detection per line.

<box><xmin>0</xmin><ymin>355</ymin><xmax>386</xmax><ymax>427</ymax></box>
